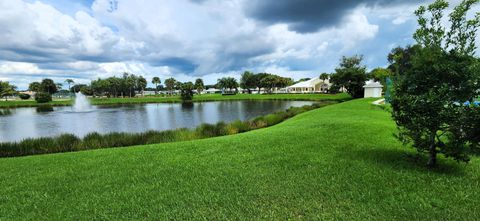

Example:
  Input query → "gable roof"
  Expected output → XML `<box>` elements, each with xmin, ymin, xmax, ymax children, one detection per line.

<box><xmin>363</xmin><ymin>80</ymin><xmax>383</xmax><ymax>88</ymax></box>
<box><xmin>288</xmin><ymin>78</ymin><xmax>321</xmax><ymax>88</ymax></box>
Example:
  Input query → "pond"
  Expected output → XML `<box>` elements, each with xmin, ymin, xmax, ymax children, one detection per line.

<box><xmin>0</xmin><ymin>100</ymin><xmax>315</xmax><ymax>142</ymax></box>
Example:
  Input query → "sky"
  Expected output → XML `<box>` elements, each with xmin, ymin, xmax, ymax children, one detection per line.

<box><xmin>0</xmin><ymin>0</ymin><xmax>477</xmax><ymax>90</ymax></box>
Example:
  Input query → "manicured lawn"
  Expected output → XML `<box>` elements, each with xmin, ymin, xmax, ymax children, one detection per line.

<box><xmin>0</xmin><ymin>93</ymin><xmax>351</xmax><ymax>108</ymax></box>
<box><xmin>1</xmin><ymin>99</ymin><xmax>478</xmax><ymax>220</ymax></box>
<box><xmin>91</xmin><ymin>93</ymin><xmax>352</xmax><ymax>105</ymax></box>
<box><xmin>0</xmin><ymin>99</ymin><xmax>72</xmax><ymax>108</ymax></box>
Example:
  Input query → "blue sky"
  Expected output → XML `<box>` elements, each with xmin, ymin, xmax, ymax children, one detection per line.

<box><xmin>0</xmin><ymin>0</ymin><xmax>476</xmax><ymax>89</ymax></box>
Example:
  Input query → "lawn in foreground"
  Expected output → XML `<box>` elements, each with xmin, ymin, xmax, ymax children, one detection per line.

<box><xmin>0</xmin><ymin>93</ymin><xmax>350</xmax><ymax>108</ymax></box>
<box><xmin>0</xmin><ymin>99</ymin><xmax>479</xmax><ymax>220</ymax></box>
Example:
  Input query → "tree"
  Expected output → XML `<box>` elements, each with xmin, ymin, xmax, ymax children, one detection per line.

<box><xmin>65</xmin><ymin>79</ymin><xmax>74</xmax><ymax>91</ymax></box>
<box><xmin>56</xmin><ymin>83</ymin><xmax>63</xmax><ymax>91</ymax></box>
<box><xmin>194</xmin><ymin>78</ymin><xmax>204</xmax><ymax>94</ymax></box>
<box><xmin>164</xmin><ymin>77</ymin><xmax>177</xmax><ymax>95</ymax></box>
<box><xmin>253</xmin><ymin>73</ymin><xmax>269</xmax><ymax>93</ymax></box>
<box><xmin>28</xmin><ymin>82</ymin><xmax>41</xmax><ymax>92</ymax></box>
<box><xmin>319</xmin><ymin>73</ymin><xmax>330</xmax><ymax>83</ymax></box>
<box><xmin>330</xmin><ymin>55</ymin><xmax>367</xmax><ymax>98</ymax></box>
<box><xmin>390</xmin><ymin>0</ymin><xmax>480</xmax><ymax>167</ymax></box>
<box><xmin>259</xmin><ymin>74</ymin><xmax>280</xmax><ymax>94</ymax></box>
<box><xmin>217</xmin><ymin>77</ymin><xmax>239</xmax><ymax>93</ymax></box>
<box><xmin>71</xmin><ymin>84</ymin><xmax>88</xmax><ymax>94</ymax></box>
<box><xmin>152</xmin><ymin>77</ymin><xmax>161</xmax><ymax>95</ymax></box>
<box><xmin>136</xmin><ymin>76</ymin><xmax>147</xmax><ymax>96</ymax></box>
<box><xmin>369</xmin><ymin>68</ymin><xmax>392</xmax><ymax>91</ymax></box>
<box><xmin>0</xmin><ymin>81</ymin><xmax>17</xmax><ymax>101</ymax></box>
<box><xmin>240</xmin><ymin>71</ymin><xmax>256</xmax><ymax>94</ymax></box>
<box><xmin>40</xmin><ymin>79</ymin><xmax>58</xmax><ymax>95</ymax></box>
<box><xmin>180</xmin><ymin>82</ymin><xmax>195</xmax><ymax>102</ymax></box>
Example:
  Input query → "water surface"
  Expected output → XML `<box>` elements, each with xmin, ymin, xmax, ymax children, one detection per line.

<box><xmin>0</xmin><ymin>100</ymin><xmax>314</xmax><ymax>142</ymax></box>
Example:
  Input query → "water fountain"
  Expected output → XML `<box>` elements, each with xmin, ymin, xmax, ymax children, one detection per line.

<box><xmin>73</xmin><ymin>92</ymin><xmax>92</xmax><ymax>112</ymax></box>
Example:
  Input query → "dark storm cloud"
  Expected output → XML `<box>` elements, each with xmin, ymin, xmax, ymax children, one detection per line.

<box><xmin>150</xmin><ymin>57</ymin><xmax>199</xmax><ymax>73</ymax></box>
<box><xmin>246</xmin><ymin>0</ymin><xmax>418</xmax><ymax>33</ymax></box>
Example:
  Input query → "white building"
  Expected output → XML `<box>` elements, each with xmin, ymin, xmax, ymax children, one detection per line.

<box><xmin>204</xmin><ymin>88</ymin><xmax>221</xmax><ymax>94</ymax></box>
<box><xmin>363</xmin><ymin>80</ymin><xmax>383</xmax><ymax>98</ymax></box>
<box><xmin>287</xmin><ymin>78</ymin><xmax>330</xmax><ymax>93</ymax></box>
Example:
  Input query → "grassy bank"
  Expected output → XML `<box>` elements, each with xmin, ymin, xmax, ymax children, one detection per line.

<box><xmin>0</xmin><ymin>93</ymin><xmax>350</xmax><ymax>108</ymax></box>
<box><xmin>0</xmin><ymin>101</ymin><xmax>337</xmax><ymax>157</ymax></box>
<box><xmin>1</xmin><ymin>99</ymin><xmax>478</xmax><ymax>220</ymax></box>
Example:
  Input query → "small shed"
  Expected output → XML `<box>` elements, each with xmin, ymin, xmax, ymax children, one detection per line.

<box><xmin>363</xmin><ymin>80</ymin><xmax>383</xmax><ymax>98</ymax></box>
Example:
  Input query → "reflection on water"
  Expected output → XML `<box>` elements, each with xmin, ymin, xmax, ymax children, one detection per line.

<box><xmin>0</xmin><ymin>100</ymin><xmax>314</xmax><ymax>142</ymax></box>
<box><xmin>36</xmin><ymin>105</ymin><xmax>54</xmax><ymax>113</ymax></box>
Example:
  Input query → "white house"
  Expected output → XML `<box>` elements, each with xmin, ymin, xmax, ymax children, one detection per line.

<box><xmin>363</xmin><ymin>80</ymin><xmax>383</xmax><ymax>98</ymax></box>
<box><xmin>204</xmin><ymin>88</ymin><xmax>221</xmax><ymax>94</ymax></box>
<box><xmin>287</xmin><ymin>78</ymin><xmax>330</xmax><ymax>93</ymax></box>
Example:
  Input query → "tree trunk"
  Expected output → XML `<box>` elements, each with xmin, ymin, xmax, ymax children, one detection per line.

<box><xmin>427</xmin><ymin>133</ymin><xmax>437</xmax><ymax>168</ymax></box>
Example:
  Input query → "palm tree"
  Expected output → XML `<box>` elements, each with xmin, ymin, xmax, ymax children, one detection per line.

<box><xmin>152</xmin><ymin>77</ymin><xmax>161</xmax><ymax>95</ymax></box>
<box><xmin>194</xmin><ymin>78</ymin><xmax>204</xmax><ymax>94</ymax></box>
<box><xmin>217</xmin><ymin>77</ymin><xmax>239</xmax><ymax>94</ymax></box>
<box><xmin>164</xmin><ymin>77</ymin><xmax>177</xmax><ymax>96</ymax></box>
<box><xmin>65</xmin><ymin>79</ymin><xmax>74</xmax><ymax>91</ymax></box>
<box><xmin>319</xmin><ymin>73</ymin><xmax>329</xmax><ymax>83</ymax></box>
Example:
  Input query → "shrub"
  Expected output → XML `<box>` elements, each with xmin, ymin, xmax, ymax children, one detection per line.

<box><xmin>195</xmin><ymin>122</ymin><xmax>228</xmax><ymax>138</ymax></box>
<box><xmin>228</xmin><ymin>120</ymin><xmax>251</xmax><ymax>133</ymax></box>
<box><xmin>262</xmin><ymin>114</ymin><xmax>283</xmax><ymax>126</ymax></box>
<box><xmin>35</xmin><ymin>92</ymin><xmax>52</xmax><ymax>103</ymax></box>
<box><xmin>55</xmin><ymin>134</ymin><xmax>81</xmax><ymax>152</ymax></box>
<box><xmin>19</xmin><ymin>93</ymin><xmax>31</xmax><ymax>100</ymax></box>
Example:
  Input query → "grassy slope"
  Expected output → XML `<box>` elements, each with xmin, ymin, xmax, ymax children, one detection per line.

<box><xmin>0</xmin><ymin>99</ymin><xmax>479</xmax><ymax>220</ymax></box>
<box><xmin>0</xmin><ymin>93</ymin><xmax>350</xmax><ymax>108</ymax></box>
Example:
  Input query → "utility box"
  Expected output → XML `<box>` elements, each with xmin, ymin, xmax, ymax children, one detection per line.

<box><xmin>364</xmin><ymin>80</ymin><xmax>383</xmax><ymax>98</ymax></box>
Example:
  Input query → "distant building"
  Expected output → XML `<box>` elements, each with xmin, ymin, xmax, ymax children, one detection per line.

<box><xmin>287</xmin><ymin>78</ymin><xmax>331</xmax><ymax>93</ymax></box>
<box><xmin>204</xmin><ymin>88</ymin><xmax>221</xmax><ymax>94</ymax></box>
<box><xmin>363</xmin><ymin>80</ymin><xmax>383</xmax><ymax>98</ymax></box>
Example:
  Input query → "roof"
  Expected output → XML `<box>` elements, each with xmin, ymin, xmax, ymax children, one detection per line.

<box><xmin>363</xmin><ymin>80</ymin><xmax>383</xmax><ymax>88</ymax></box>
<box><xmin>288</xmin><ymin>78</ymin><xmax>321</xmax><ymax>88</ymax></box>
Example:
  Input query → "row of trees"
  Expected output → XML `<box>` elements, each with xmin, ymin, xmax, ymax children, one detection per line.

<box><xmin>240</xmin><ymin>72</ymin><xmax>294</xmax><ymax>94</ymax></box>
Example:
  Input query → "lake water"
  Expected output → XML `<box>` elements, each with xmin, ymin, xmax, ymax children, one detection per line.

<box><xmin>0</xmin><ymin>100</ymin><xmax>314</xmax><ymax>142</ymax></box>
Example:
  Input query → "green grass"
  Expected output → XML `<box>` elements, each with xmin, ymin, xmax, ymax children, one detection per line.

<box><xmin>1</xmin><ymin>99</ymin><xmax>478</xmax><ymax>220</ymax></box>
<box><xmin>0</xmin><ymin>99</ymin><xmax>72</xmax><ymax>108</ymax></box>
<box><xmin>0</xmin><ymin>93</ymin><xmax>350</xmax><ymax>108</ymax></box>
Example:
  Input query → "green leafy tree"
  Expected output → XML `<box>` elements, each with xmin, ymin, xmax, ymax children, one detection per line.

<box><xmin>152</xmin><ymin>77</ymin><xmax>161</xmax><ymax>95</ymax></box>
<box><xmin>180</xmin><ymin>82</ymin><xmax>195</xmax><ymax>102</ymax></box>
<box><xmin>194</xmin><ymin>78</ymin><xmax>204</xmax><ymax>94</ymax></box>
<box><xmin>28</xmin><ymin>82</ymin><xmax>41</xmax><ymax>92</ymax></box>
<box><xmin>240</xmin><ymin>71</ymin><xmax>256</xmax><ymax>94</ymax></box>
<box><xmin>390</xmin><ymin>0</ymin><xmax>480</xmax><ymax>167</ymax></box>
<box><xmin>369</xmin><ymin>68</ymin><xmax>392</xmax><ymax>91</ymax></box>
<box><xmin>253</xmin><ymin>73</ymin><xmax>269</xmax><ymax>93</ymax></box>
<box><xmin>0</xmin><ymin>81</ymin><xmax>17</xmax><ymax>101</ymax></box>
<box><xmin>136</xmin><ymin>76</ymin><xmax>147</xmax><ymax>96</ymax></box>
<box><xmin>330</xmin><ymin>55</ymin><xmax>368</xmax><ymax>98</ymax></box>
<box><xmin>259</xmin><ymin>74</ymin><xmax>280</xmax><ymax>94</ymax></box>
<box><xmin>40</xmin><ymin>79</ymin><xmax>58</xmax><ymax>95</ymax></box>
<box><xmin>164</xmin><ymin>77</ymin><xmax>177</xmax><ymax>95</ymax></box>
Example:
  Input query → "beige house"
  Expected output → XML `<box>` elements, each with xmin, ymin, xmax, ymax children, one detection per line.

<box><xmin>287</xmin><ymin>78</ymin><xmax>330</xmax><ymax>93</ymax></box>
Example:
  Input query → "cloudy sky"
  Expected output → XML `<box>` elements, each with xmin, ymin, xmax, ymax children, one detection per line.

<box><xmin>0</xmin><ymin>0</ymin><xmax>476</xmax><ymax>89</ymax></box>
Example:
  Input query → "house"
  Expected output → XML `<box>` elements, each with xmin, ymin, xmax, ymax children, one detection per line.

<box><xmin>204</xmin><ymin>88</ymin><xmax>221</xmax><ymax>94</ymax></box>
<box><xmin>287</xmin><ymin>78</ymin><xmax>331</xmax><ymax>93</ymax></box>
<box><xmin>363</xmin><ymin>80</ymin><xmax>383</xmax><ymax>98</ymax></box>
